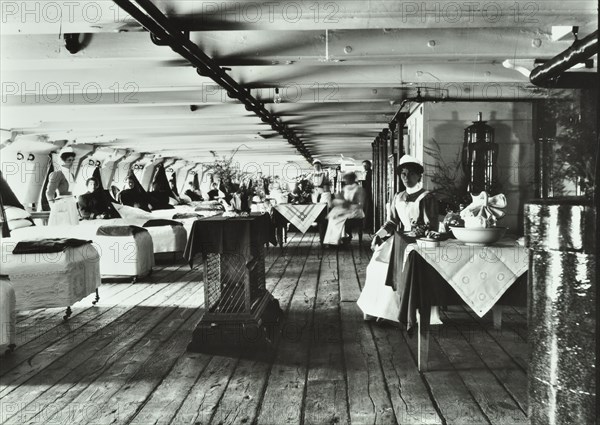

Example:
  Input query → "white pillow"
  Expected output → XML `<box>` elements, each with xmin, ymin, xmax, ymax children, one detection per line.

<box><xmin>112</xmin><ymin>203</ymin><xmax>154</xmax><ymax>219</ymax></box>
<box><xmin>4</xmin><ymin>206</ymin><xmax>31</xmax><ymax>221</ymax></box>
<box><xmin>7</xmin><ymin>218</ymin><xmax>34</xmax><ymax>231</ymax></box>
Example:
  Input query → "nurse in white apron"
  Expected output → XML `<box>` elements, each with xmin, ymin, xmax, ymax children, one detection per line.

<box><xmin>47</xmin><ymin>150</ymin><xmax>80</xmax><ymax>226</ymax></box>
<box><xmin>357</xmin><ymin>155</ymin><xmax>441</xmax><ymax>323</ymax></box>
<box><xmin>309</xmin><ymin>159</ymin><xmax>331</xmax><ymax>204</ymax></box>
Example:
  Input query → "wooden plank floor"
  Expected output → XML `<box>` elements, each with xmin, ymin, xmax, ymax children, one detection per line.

<box><xmin>0</xmin><ymin>232</ymin><xmax>529</xmax><ymax>425</ymax></box>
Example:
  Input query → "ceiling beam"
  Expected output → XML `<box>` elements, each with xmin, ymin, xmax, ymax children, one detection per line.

<box><xmin>1</xmin><ymin>29</ymin><xmax>577</xmax><ymax>63</ymax></box>
<box><xmin>1</xmin><ymin>1</ymin><xmax>595</xmax><ymax>34</ymax></box>
<box><xmin>111</xmin><ymin>0</ymin><xmax>312</xmax><ymax>162</ymax></box>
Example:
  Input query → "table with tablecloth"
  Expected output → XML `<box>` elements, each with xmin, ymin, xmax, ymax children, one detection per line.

<box><xmin>398</xmin><ymin>238</ymin><xmax>528</xmax><ymax>370</ymax></box>
<box><xmin>271</xmin><ymin>203</ymin><xmax>327</xmax><ymax>246</ymax></box>
<box><xmin>183</xmin><ymin>212</ymin><xmax>276</xmax><ymax>267</ymax></box>
<box><xmin>183</xmin><ymin>213</ymin><xmax>281</xmax><ymax>353</ymax></box>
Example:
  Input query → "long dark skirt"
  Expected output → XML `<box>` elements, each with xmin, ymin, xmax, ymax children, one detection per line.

<box><xmin>385</xmin><ymin>232</ymin><xmax>415</xmax><ymax>291</ymax></box>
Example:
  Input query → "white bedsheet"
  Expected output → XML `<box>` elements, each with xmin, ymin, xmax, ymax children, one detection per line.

<box><xmin>9</xmin><ymin>225</ymin><xmax>154</xmax><ymax>278</ymax></box>
<box><xmin>0</xmin><ymin>279</ymin><xmax>16</xmax><ymax>349</ymax></box>
<box><xmin>83</xmin><ymin>218</ymin><xmax>187</xmax><ymax>254</ymax></box>
<box><xmin>1</xmin><ymin>240</ymin><xmax>101</xmax><ymax>311</ymax></box>
<box><xmin>113</xmin><ymin>203</ymin><xmax>200</xmax><ymax>238</ymax></box>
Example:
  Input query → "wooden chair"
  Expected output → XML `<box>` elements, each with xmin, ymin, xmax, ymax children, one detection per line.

<box><xmin>345</xmin><ymin>218</ymin><xmax>364</xmax><ymax>244</ymax></box>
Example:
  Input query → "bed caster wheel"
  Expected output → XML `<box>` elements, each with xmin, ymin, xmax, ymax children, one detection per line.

<box><xmin>63</xmin><ymin>306</ymin><xmax>72</xmax><ymax>321</ymax></box>
<box><xmin>5</xmin><ymin>344</ymin><xmax>16</xmax><ymax>355</ymax></box>
<box><xmin>131</xmin><ymin>277</ymin><xmax>137</xmax><ymax>284</ymax></box>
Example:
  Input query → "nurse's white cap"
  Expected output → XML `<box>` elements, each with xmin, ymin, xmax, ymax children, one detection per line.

<box><xmin>398</xmin><ymin>154</ymin><xmax>422</xmax><ymax>167</ymax></box>
<box><xmin>398</xmin><ymin>154</ymin><xmax>424</xmax><ymax>173</ymax></box>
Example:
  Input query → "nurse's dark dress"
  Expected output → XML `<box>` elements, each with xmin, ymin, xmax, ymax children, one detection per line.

<box><xmin>356</xmin><ymin>187</ymin><xmax>438</xmax><ymax>321</ymax></box>
<box><xmin>384</xmin><ymin>188</ymin><xmax>439</xmax><ymax>290</ymax></box>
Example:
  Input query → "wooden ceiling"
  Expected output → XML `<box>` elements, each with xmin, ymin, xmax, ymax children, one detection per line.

<box><xmin>1</xmin><ymin>1</ymin><xmax>597</xmax><ymax>166</ymax></box>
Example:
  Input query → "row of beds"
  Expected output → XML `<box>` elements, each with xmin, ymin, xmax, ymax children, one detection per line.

<box><xmin>0</xmin><ymin>202</ymin><xmax>219</xmax><ymax>354</ymax></box>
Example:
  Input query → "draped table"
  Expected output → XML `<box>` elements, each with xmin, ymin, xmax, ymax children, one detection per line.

<box><xmin>184</xmin><ymin>213</ymin><xmax>281</xmax><ymax>354</ymax></box>
<box><xmin>272</xmin><ymin>203</ymin><xmax>327</xmax><ymax>246</ymax></box>
<box><xmin>399</xmin><ymin>238</ymin><xmax>528</xmax><ymax>371</ymax></box>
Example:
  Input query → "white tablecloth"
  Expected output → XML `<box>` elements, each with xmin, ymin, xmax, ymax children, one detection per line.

<box><xmin>274</xmin><ymin>204</ymin><xmax>327</xmax><ymax>234</ymax></box>
<box><xmin>404</xmin><ymin>238</ymin><xmax>528</xmax><ymax>317</ymax></box>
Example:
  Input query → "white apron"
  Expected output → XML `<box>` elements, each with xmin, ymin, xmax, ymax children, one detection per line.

<box><xmin>48</xmin><ymin>196</ymin><xmax>80</xmax><ymax>226</ymax></box>
<box><xmin>323</xmin><ymin>184</ymin><xmax>364</xmax><ymax>245</ymax></box>
<box><xmin>48</xmin><ymin>168</ymin><xmax>79</xmax><ymax>226</ymax></box>
<box><xmin>396</xmin><ymin>190</ymin><xmax>430</xmax><ymax>231</ymax></box>
<box><xmin>356</xmin><ymin>237</ymin><xmax>400</xmax><ymax>321</ymax></box>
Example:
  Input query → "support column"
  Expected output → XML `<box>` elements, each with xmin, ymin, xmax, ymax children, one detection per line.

<box><xmin>373</xmin><ymin>137</ymin><xmax>380</xmax><ymax>230</ymax></box>
<box><xmin>380</xmin><ymin>131</ymin><xmax>388</xmax><ymax>227</ymax></box>
<box><xmin>525</xmin><ymin>199</ymin><xmax>596</xmax><ymax>424</ymax></box>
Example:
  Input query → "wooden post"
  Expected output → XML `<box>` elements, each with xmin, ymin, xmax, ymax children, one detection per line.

<box><xmin>418</xmin><ymin>319</ymin><xmax>429</xmax><ymax>372</ymax></box>
<box><xmin>373</xmin><ymin>137</ymin><xmax>382</xmax><ymax>230</ymax></box>
<box><xmin>380</xmin><ymin>132</ymin><xmax>388</xmax><ymax>227</ymax></box>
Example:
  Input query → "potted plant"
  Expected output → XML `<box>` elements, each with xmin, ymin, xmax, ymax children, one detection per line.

<box><xmin>203</xmin><ymin>147</ymin><xmax>251</xmax><ymax>213</ymax></box>
<box><xmin>546</xmin><ymin>98</ymin><xmax>597</xmax><ymax>198</ymax></box>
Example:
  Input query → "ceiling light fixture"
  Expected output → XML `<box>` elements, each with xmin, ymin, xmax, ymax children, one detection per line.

<box><xmin>64</xmin><ymin>33</ymin><xmax>92</xmax><ymax>54</ymax></box>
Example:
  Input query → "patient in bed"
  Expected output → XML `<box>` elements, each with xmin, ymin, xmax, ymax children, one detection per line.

<box><xmin>78</xmin><ymin>178</ymin><xmax>120</xmax><ymax>220</ymax></box>
<box><xmin>120</xmin><ymin>176</ymin><xmax>152</xmax><ymax>212</ymax></box>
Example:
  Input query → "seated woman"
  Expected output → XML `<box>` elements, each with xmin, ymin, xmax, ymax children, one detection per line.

<box><xmin>184</xmin><ymin>182</ymin><xmax>203</xmax><ymax>201</ymax></box>
<box><xmin>289</xmin><ymin>179</ymin><xmax>313</xmax><ymax>205</ymax></box>
<box><xmin>357</xmin><ymin>155</ymin><xmax>441</xmax><ymax>324</ymax></box>
<box><xmin>231</xmin><ymin>178</ymin><xmax>253</xmax><ymax>212</ymax></box>
<box><xmin>78</xmin><ymin>178</ymin><xmax>120</xmax><ymax>220</ymax></box>
<box><xmin>119</xmin><ymin>176</ymin><xmax>152</xmax><ymax>212</ymax></box>
<box><xmin>219</xmin><ymin>177</ymin><xmax>239</xmax><ymax>204</ymax></box>
<box><xmin>148</xmin><ymin>182</ymin><xmax>175</xmax><ymax>210</ymax></box>
<box><xmin>323</xmin><ymin>172</ymin><xmax>366</xmax><ymax>245</ymax></box>
<box><xmin>207</xmin><ymin>182</ymin><xmax>225</xmax><ymax>201</ymax></box>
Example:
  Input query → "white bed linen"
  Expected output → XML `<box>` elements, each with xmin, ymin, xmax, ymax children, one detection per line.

<box><xmin>112</xmin><ymin>203</ymin><xmax>198</xmax><ymax>245</ymax></box>
<box><xmin>9</xmin><ymin>225</ymin><xmax>154</xmax><ymax>278</ymax></box>
<box><xmin>139</xmin><ymin>209</ymin><xmax>198</xmax><ymax>240</ymax></box>
<box><xmin>1</xmin><ymin>240</ymin><xmax>101</xmax><ymax>311</ymax></box>
<box><xmin>83</xmin><ymin>218</ymin><xmax>187</xmax><ymax>254</ymax></box>
<box><xmin>0</xmin><ymin>279</ymin><xmax>16</xmax><ymax>350</ymax></box>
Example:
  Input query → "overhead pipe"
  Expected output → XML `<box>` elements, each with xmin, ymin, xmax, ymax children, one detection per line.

<box><xmin>388</xmin><ymin>93</ymin><xmax>573</xmax><ymax>128</ymax></box>
<box><xmin>529</xmin><ymin>30</ymin><xmax>598</xmax><ymax>88</ymax></box>
<box><xmin>112</xmin><ymin>0</ymin><xmax>312</xmax><ymax>163</ymax></box>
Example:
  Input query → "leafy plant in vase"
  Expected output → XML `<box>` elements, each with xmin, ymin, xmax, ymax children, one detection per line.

<box><xmin>203</xmin><ymin>147</ymin><xmax>251</xmax><ymax>214</ymax></box>
<box><xmin>424</xmin><ymin>139</ymin><xmax>470</xmax><ymax>213</ymax></box>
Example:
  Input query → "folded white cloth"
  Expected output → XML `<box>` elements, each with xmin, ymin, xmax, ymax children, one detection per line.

<box><xmin>461</xmin><ymin>192</ymin><xmax>507</xmax><ymax>228</ymax></box>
